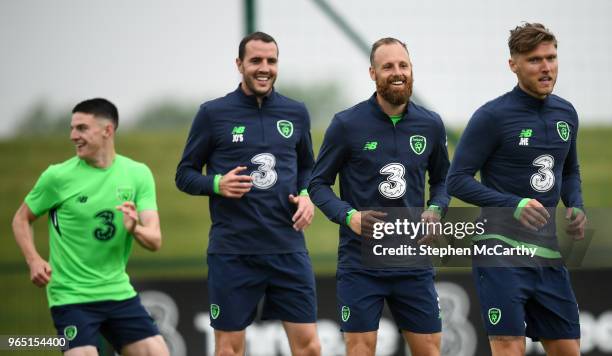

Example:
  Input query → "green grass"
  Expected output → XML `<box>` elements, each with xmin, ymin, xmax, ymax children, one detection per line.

<box><xmin>1</xmin><ymin>127</ymin><xmax>611</xmax><ymax>338</ymax></box>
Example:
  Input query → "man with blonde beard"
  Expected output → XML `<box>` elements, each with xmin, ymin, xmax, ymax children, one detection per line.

<box><xmin>309</xmin><ymin>38</ymin><xmax>450</xmax><ymax>356</ymax></box>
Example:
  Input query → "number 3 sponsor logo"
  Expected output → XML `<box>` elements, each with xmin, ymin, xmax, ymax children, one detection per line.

<box><xmin>530</xmin><ymin>154</ymin><xmax>555</xmax><ymax>192</ymax></box>
<box><xmin>250</xmin><ymin>153</ymin><xmax>277</xmax><ymax>189</ymax></box>
<box><xmin>378</xmin><ymin>163</ymin><xmax>407</xmax><ymax>199</ymax></box>
<box><xmin>93</xmin><ymin>210</ymin><xmax>116</xmax><ymax>241</ymax></box>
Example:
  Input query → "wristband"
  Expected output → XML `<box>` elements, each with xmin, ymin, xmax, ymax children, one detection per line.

<box><xmin>513</xmin><ymin>198</ymin><xmax>531</xmax><ymax>220</ymax></box>
<box><xmin>346</xmin><ymin>209</ymin><xmax>357</xmax><ymax>226</ymax></box>
<box><xmin>213</xmin><ymin>174</ymin><xmax>222</xmax><ymax>195</ymax></box>
<box><xmin>426</xmin><ymin>205</ymin><xmax>442</xmax><ymax>217</ymax></box>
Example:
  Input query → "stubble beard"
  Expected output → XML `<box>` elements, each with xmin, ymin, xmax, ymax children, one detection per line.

<box><xmin>244</xmin><ymin>74</ymin><xmax>276</xmax><ymax>98</ymax></box>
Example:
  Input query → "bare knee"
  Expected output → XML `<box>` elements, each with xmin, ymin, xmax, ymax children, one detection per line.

<box><xmin>215</xmin><ymin>330</ymin><xmax>245</xmax><ymax>356</ymax></box>
<box><xmin>294</xmin><ymin>337</ymin><xmax>321</xmax><ymax>356</ymax></box>
<box><xmin>215</xmin><ymin>344</ymin><xmax>243</xmax><ymax>356</ymax></box>
<box><xmin>344</xmin><ymin>332</ymin><xmax>377</xmax><ymax>356</ymax></box>
<box><xmin>121</xmin><ymin>335</ymin><xmax>169</xmax><ymax>356</ymax></box>
<box><xmin>284</xmin><ymin>323</ymin><xmax>321</xmax><ymax>356</ymax></box>
<box><xmin>216</xmin><ymin>347</ymin><xmax>242</xmax><ymax>356</ymax></box>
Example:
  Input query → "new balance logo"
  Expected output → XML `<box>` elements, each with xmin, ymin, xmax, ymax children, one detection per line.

<box><xmin>232</xmin><ymin>126</ymin><xmax>245</xmax><ymax>143</ymax></box>
<box><xmin>519</xmin><ymin>129</ymin><xmax>532</xmax><ymax>146</ymax></box>
<box><xmin>363</xmin><ymin>141</ymin><xmax>378</xmax><ymax>150</ymax></box>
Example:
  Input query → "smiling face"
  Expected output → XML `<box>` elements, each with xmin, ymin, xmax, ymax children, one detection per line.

<box><xmin>70</xmin><ymin>112</ymin><xmax>113</xmax><ymax>162</ymax></box>
<box><xmin>369</xmin><ymin>42</ymin><xmax>413</xmax><ymax>106</ymax></box>
<box><xmin>509</xmin><ymin>41</ymin><xmax>558</xmax><ymax>99</ymax></box>
<box><xmin>236</xmin><ymin>39</ymin><xmax>278</xmax><ymax>98</ymax></box>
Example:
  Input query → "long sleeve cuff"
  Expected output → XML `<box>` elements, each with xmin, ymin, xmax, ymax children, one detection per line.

<box><xmin>513</xmin><ymin>198</ymin><xmax>531</xmax><ymax>220</ymax></box>
<box><xmin>213</xmin><ymin>174</ymin><xmax>222</xmax><ymax>195</ymax></box>
<box><xmin>345</xmin><ymin>209</ymin><xmax>357</xmax><ymax>226</ymax></box>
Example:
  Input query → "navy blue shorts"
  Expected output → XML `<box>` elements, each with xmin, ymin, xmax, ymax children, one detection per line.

<box><xmin>472</xmin><ymin>266</ymin><xmax>580</xmax><ymax>340</ymax></box>
<box><xmin>207</xmin><ymin>253</ymin><xmax>317</xmax><ymax>331</ymax></box>
<box><xmin>50</xmin><ymin>295</ymin><xmax>160</xmax><ymax>351</ymax></box>
<box><xmin>336</xmin><ymin>267</ymin><xmax>441</xmax><ymax>333</ymax></box>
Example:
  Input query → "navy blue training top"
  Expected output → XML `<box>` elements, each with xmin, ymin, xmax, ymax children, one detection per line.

<box><xmin>309</xmin><ymin>93</ymin><xmax>450</xmax><ymax>267</ymax></box>
<box><xmin>447</xmin><ymin>86</ymin><xmax>583</xmax><ymax>249</ymax></box>
<box><xmin>175</xmin><ymin>86</ymin><xmax>314</xmax><ymax>254</ymax></box>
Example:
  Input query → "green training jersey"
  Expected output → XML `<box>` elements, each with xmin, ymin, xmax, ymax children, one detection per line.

<box><xmin>24</xmin><ymin>154</ymin><xmax>157</xmax><ymax>307</ymax></box>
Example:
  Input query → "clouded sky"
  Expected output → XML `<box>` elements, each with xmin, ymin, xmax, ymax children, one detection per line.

<box><xmin>1</xmin><ymin>0</ymin><xmax>611</xmax><ymax>137</ymax></box>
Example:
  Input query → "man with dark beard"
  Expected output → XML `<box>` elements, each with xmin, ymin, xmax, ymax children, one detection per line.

<box><xmin>309</xmin><ymin>38</ymin><xmax>450</xmax><ymax>356</ymax></box>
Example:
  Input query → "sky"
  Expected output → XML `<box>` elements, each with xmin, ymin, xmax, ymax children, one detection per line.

<box><xmin>1</xmin><ymin>0</ymin><xmax>611</xmax><ymax>137</ymax></box>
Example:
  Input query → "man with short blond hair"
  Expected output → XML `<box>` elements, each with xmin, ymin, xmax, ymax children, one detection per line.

<box><xmin>448</xmin><ymin>23</ymin><xmax>586</xmax><ymax>356</ymax></box>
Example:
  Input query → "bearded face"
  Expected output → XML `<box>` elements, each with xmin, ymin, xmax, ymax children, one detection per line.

<box><xmin>369</xmin><ymin>42</ymin><xmax>414</xmax><ymax>107</ymax></box>
<box><xmin>375</xmin><ymin>71</ymin><xmax>413</xmax><ymax>105</ymax></box>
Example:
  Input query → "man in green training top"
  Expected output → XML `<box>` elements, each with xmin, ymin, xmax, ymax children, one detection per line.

<box><xmin>12</xmin><ymin>98</ymin><xmax>169</xmax><ymax>356</ymax></box>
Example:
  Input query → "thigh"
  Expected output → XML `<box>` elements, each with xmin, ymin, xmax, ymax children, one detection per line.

<box><xmin>525</xmin><ymin>267</ymin><xmax>580</xmax><ymax>341</ymax></box>
<box><xmin>63</xmin><ymin>346</ymin><xmax>98</xmax><ymax>356</ymax></box>
<box><xmin>336</xmin><ymin>268</ymin><xmax>387</xmax><ymax>332</ymax></box>
<box><xmin>99</xmin><ymin>296</ymin><xmax>160</xmax><ymax>352</ymax></box>
<box><xmin>207</xmin><ymin>254</ymin><xmax>267</xmax><ymax>331</ymax></box>
<box><xmin>50</xmin><ymin>302</ymin><xmax>105</xmax><ymax>351</ymax></box>
<box><xmin>402</xmin><ymin>330</ymin><xmax>441</xmax><ymax>356</ymax></box>
<box><xmin>387</xmin><ymin>270</ymin><xmax>441</xmax><ymax>334</ymax></box>
<box><xmin>489</xmin><ymin>335</ymin><xmax>526</xmax><ymax>355</ymax></box>
<box><xmin>344</xmin><ymin>331</ymin><xmax>378</xmax><ymax>356</ymax></box>
<box><xmin>121</xmin><ymin>335</ymin><xmax>169</xmax><ymax>356</ymax></box>
<box><xmin>262</xmin><ymin>253</ymin><xmax>317</xmax><ymax>323</ymax></box>
<box><xmin>283</xmin><ymin>321</ymin><xmax>320</xmax><ymax>354</ymax></box>
<box><xmin>472</xmin><ymin>267</ymin><xmax>533</xmax><ymax>336</ymax></box>
<box><xmin>540</xmin><ymin>338</ymin><xmax>580</xmax><ymax>356</ymax></box>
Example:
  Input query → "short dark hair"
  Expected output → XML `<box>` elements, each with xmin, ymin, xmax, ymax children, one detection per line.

<box><xmin>238</xmin><ymin>31</ymin><xmax>278</xmax><ymax>60</ymax></box>
<box><xmin>508</xmin><ymin>22</ymin><xmax>557</xmax><ymax>56</ymax></box>
<box><xmin>370</xmin><ymin>37</ymin><xmax>409</xmax><ymax>65</ymax></box>
<box><xmin>72</xmin><ymin>98</ymin><xmax>119</xmax><ymax>130</ymax></box>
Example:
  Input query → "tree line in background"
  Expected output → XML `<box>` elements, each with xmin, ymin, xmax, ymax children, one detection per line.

<box><xmin>15</xmin><ymin>83</ymin><xmax>348</xmax><ymax>136</ymax></box>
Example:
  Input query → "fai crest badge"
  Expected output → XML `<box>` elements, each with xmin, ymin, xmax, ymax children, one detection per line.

<box><xmin>116</xmin><ymin>186</ymin><xmax>135</xmax><ymax>202</ymax></box>
<box><xmin>410</xmin><ymin>135</ymin><xmax>426</xmax><ymax>155</ymax></box>
<box><xmin>341</xmin><ymin>306</ymin><xmax>351</xmax><ymax>322</ymax></box>
<box><xmin>557</xmin><ymin>121</ymin><xmax>570</xmax><ymax>141</ymax></box>
<box><xmin>210</xmin><ymin>304</ymin><xmax>220</xmax><ymax>320</ymax></box>
<box><xmin>276</xmin><ymin>120</ymin><xmax>294</xmax><ymax>138</ymax></box>
<box><xmin>64</xmin><ymin>325</ymin><xmax>78</xmax><ymax>341</ymax></box>
<box><xmin>488</xmin><ymin>308</ymin><xmax>501</xmax><ymax>325</ymax></box>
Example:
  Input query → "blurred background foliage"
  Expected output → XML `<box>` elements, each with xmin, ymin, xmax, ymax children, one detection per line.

<box><xmin>1</xmin><ymin>85</ymin><xmax>611</xmax><ymax>350</ymax></box>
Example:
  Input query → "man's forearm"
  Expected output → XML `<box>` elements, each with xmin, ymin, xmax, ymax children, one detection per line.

<box><xmin>12</xmin><ymin>213</ymin><xmax>43</xmax><ymax>265</ymax></box>
<box><xmin>131</xmin><ymin>224</ymin><xmax>162</xmax><ymax>252</ymax></box>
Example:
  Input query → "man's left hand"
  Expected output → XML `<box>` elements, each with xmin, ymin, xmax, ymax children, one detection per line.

<box><xmin>289</xmin><ymin>194</ymin><xmax>315</xmax><ymax>231</ymax></box>
<box><xmin>417</xmin><ymin>209</ymin><xmax>442</xmax><ymax>245</ymax></box>
<box><xmin>117</xmin><ymin>201</ymin><xmax>139</xmax><ymax>234</ymax></box>
<box><xmin>565</xmin><ymin>207</ymin><xmax>587</xmax><ymax>241</ymax></box>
